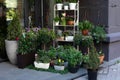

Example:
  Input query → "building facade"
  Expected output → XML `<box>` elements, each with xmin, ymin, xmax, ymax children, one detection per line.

<box><xmin>1</xmin><ymin>0</ymin><xmax>120</xmax><ymax>62</ymax></box>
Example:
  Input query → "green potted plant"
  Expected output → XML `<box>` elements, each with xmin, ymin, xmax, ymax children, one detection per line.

<box><xmin>47</xmin><ymin>47</ymin><xmax>57</xmax><ymax>67</ymax></box>
<box><xmin>17</xmin><ymin>30</ymin><xmax>37</xmax><ymax>68</ymax></box>
<box><xmin>55</xmin><ymin>0</ymin><xmax>63</xmax><ymax>10</ymax></box>
<box><xmin>91</xmin><ymin>25</ymin><xmax>106</xmax><ymax>64</ymax></box>
<box><xmin>91</xmin><ymin>25</ymin><xmax>106</xmax><ymax>43</ymax></box>
<box><xmin>69</xmin><ymin>0</ymin><xmax>78</xmax><ymax>10</ymax></box>
<box><xmin>66</xmin><ymin>46</ymin><xmax>83</xmax><ymax>73</ymax></box>
<box><xmin>53</xmin><ymin>16</ymin><xmax>60</xmax><ymax>25</ymax></box>
<box><xmin>67</xmin><ymin>17</ymin><xmax>74</xmax><ymax>25</ymax></box>
<box><xmin>54</xmin><ymin>58</ymin><xmax>65</xmax><ymax>70</ymax></box>
<box><xmin>79</xmin><ymin>20</ymin><xmax>94</xmax><ymax>35</ymax></box>
<box><xmin>83</xmin><ymin>42</ymin><xmax>100</xmax><ymax>80</ymax></box>
<box><xmin>34</xmin><ymin>50</ymin><xmax>50</xmax><ymax>69</ymax></box>
<box><xmin>5</xmin><ymin>11</ymin><xmax>23</xmax><ymax>64</ymax></box>
<box><xmin>37</xmin><ymin>28</ymin><xmax>56</xmax><ymax>50</ymax></box>
<box><xmin>74</xmin><ymin>34</ymin><xmax>93</xmax><ymax>53</ymax></box>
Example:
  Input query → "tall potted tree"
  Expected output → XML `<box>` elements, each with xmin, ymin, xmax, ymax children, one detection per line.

<box><xmin>37</xmin><ymin>28</ymin><xmax>56</xmax><ymax>50</ymax></box>
<box><xmin>5</xmin><ymin>11</ymin><xmax>22</xmax><ymax>64</ymax></box>
<box><xmin>83</xmin><ymin>42</ymin><xmax>100</xmax><ymax>80</ymax></box>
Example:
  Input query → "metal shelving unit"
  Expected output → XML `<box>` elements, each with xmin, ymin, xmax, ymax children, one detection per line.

<box><xmin>53</xmin><ymin>1</ymin><xmax>79</xmax><ymax>45</ymax></box>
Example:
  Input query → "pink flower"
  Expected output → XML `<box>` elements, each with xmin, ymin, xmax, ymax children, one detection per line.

<box><xmin>16</xmin><ymin>37</ymin><xmax>19</xmax><ymax>41</ymax></box>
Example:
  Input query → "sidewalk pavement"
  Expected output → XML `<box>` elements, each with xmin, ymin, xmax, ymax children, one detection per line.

<box><xmin>0</xmin><ymin>61</ymin><xmax>120</xmax><ymax>80</ymax></box>
<box><xmin>0</xmin><ymin>62</ymin><xmax>86</xmax><ymax>80</ymax></box>
<box><xmin>75</xmin><ymin>62</ymin><xmax>120</xmax><ymax>80</ymax></box>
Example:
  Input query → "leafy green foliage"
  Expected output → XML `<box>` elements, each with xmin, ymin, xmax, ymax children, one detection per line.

<box><xmin>83</xmin><ymin>43</ymin><xmax>100</xmax><ymax>70</ymax></box>
<box><xmin>55</xmin><ymin>0</ymin><xmax>62</xmax><ymax>3</ymax></box>
<box><xmin>48</xmin><ymin>47</ymin><xmax>57</xmax><ymax>60</ymax></box>
<box><xmin>18</xmin><ymin>30</ymin><xmax>37</xmax><ymax>55</ymax></box>
<box><xmin>7</xmin><ymin>11</ymin><xmax>22</xmax><ymax>40</ymax></box>
<box><xmin>91</xmin><ymin>25</ymin><xmax>106</xmax><ymax>43</ymax></box>
<box><xmin>37</xmin><ymin>28</ymin><xmax>56</xmax><ymax>45</ymax></box>
<box><xmin>65</xmin><ymin>47</ymin><xmax>83</xmax><ymax>67</ymax></box>
<box><xmin>36</xmin><ymin>50</ymin><xmax>50</xmax><ymax>63</ymax></box>
<box><xmin>53</xmin><ymin>16</ymin><xmax>60</xmax><ymax>22</ymax></box>
<box><xmin>69</xmin><ymin>0</ymin><xmax>78</xmax><ymax>3</ymax></box>
<box><xmin>79</xmin><ymin>20</ymin><xmax>94</xmax><ymax>31</ymax></box>
<box><xmin>74</xmin><ymin>34</ymin><xmax>93</xmax><ymax>47</ymax></box>
<box><xmin>27</xmin><ymin>65</ymin><xmax>68</xmax><ymax>74</ymax></box>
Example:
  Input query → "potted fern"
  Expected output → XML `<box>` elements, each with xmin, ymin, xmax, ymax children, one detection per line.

<box><xmin>5</xmin><ymin>11</ymin><xmax>22</xmax><ymax>64</ymax></box>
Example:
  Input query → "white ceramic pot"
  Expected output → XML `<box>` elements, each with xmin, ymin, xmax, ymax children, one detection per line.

<box><xmin>54</xmin><ymin>65</ymin><xmax>65</xmax><ymax>70</ymax></box>
<box><xmin>34</xmin><ymin>61</ymin><xmax>50</xmax><ymax>69</ymax></box>
<box><xmin>64</xmin><ymin>5</ymin><xmax>69</xmax><ymax>10</ymax></box>
<box><xmin>55</xmin><ymin>21</ymin><xmax>59</xmax><ymax>25</ymax></box>
<box><xmin>56</xmin><ymin>3</ymin><xmax>63</xmax><ymax>10</ymax></box>
<box><xmin>65</xmin><ymin>36</ymin><xmax>74</xmax><ymax>41</ymax></box>
<box><xmin>69</xmin><ymin>3</ymin><xmax>76</xmax><ymax>10</ymax></box>
<box><xmin>5</xmin><ymin>40</ymin><xmax>18</xmax><ymax>64</ymax></box>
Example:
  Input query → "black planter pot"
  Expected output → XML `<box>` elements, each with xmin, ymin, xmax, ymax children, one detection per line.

<box><xmin>87</xmin><ymin>69</ymin><xmax>98</xmax><ymax>80</ymax></box>
<box><xmin>17</xmin><ymin>53</ymin><xmax>35</xmax><ymax>68</ymax></box>
<box><xmin>68</xmin><ymin>65</ymin><xmax>79</xmax><ymax>73</ymax></box>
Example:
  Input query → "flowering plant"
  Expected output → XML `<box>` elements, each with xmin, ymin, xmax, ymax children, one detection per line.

<box><xmin>54</xmin><ymin>58</ymin><xmax>64</xmax><ymax>66</ymax></box>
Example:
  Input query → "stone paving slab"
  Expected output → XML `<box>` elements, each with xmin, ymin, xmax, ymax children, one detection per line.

<box><xmin>0</xmin><ymin>62</ymin><xmax>86</xmax><ymax>80</ymax></box>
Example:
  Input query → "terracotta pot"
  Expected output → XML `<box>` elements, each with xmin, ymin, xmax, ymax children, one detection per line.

<box><xmin>98</xmin><ymin>55</ymin><xmax>104</xmax><ymax>64</ymax></box>
<box><xmin>67</xmin><ymin>20</ymin><xmax>74</xmax><ymax>25</ymax></box>
<box><xmin>82</xmin><ymin>29</ymin><xmax>89</xmax><ymax>36</ymax></box>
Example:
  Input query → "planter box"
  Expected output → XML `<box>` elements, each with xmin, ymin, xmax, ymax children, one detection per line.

<box><xmin>34</xmin><ymin>61</ymin><xmax>50</xmax><ymax>69</ymax></box>
<box><xmin>54</xmin><ymin>65</ymin><xmax>65</xmax><ymax>71</ymax></box>
<box><xmin>17</xmin><ymin>53</ymin><xmax>35</xmax><ymax>68</ymax></box>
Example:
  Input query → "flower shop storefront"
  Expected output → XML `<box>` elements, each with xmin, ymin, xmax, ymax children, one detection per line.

<box><xmin>1</xmin><ymin>0</ymin><xmax>120</xmax><ymax>64</ymax></box>
<box><xmin>15</xmin><ymin>0</ymin><xmax>120</xmax><ymax>62</ymax></box>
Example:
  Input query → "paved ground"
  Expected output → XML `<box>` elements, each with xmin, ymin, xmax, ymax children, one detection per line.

<box><xmin>0</xmin><ymin>61</ymin><xmax>120</xmax><ymax>80</ymax></box>
<box><xmin>0</xmin><ymin>62</ymin><xmax>86</xmax><ymax>80</ymax></box>
<box><xmin>75</xmin><ymin>62</ymin><xmax>120</xmax><ymax>80</ymax></box>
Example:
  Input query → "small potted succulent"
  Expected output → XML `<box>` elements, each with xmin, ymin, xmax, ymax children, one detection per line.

<box><xmin>79</xmin><ymin>20</ymin><xmax>94</xmax><ymax>36</ymax></box>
